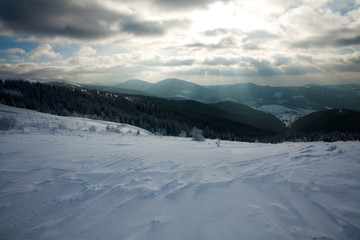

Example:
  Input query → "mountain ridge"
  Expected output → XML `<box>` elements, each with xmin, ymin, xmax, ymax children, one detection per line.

<box><xmin>110</xmin><ymin>78</ymin><xmax>360</xmax><ymax>112</ymax></box>
<box><xmin>43</xmin><ymin>78</ymin><xmax>360</xmax><ymax>127</ymax></box>
<box><xmin>1</xmin><ymin>79</ymin><xmax>285</xmax><ymax>141</ymax></box>
<box><xmin>291</xmin><ymin>109</ymin><xmax>360</xmax><ymax>134</ymax></box>
<box><xmin>1</xmin><ymin>79</ymin><xmax>359</xmax><ymax>141</ymax></box>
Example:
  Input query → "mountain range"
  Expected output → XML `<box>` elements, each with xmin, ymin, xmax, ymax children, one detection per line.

<box><xmin>111</xmin><ymin>78</ymin><xmax>360</xmax><ymax>127</ymax></box>
<box><xmin>2</xmin><ymin>79</ymin><xmax>359</xmax><ymax>141</ymax></box>
<box><xmin>48</xmin><ymin>78</ymin><xmax>360</xmax><ymax>131</ymax></box>
<box><xmin>113</xmin><ymin>78</ymin><xmax>360</xmax><ymax>112</ymax></box>
<box><xmin>291</xmin><ymin>108</ymin><xmax>360</xmax><ymax>134</ymax></box>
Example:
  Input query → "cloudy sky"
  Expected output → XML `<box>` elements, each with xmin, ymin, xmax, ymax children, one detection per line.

<box><xmin>0</xmin><ymin>0</ymin><xmax>359</xmax><ymax>86</ymax></box>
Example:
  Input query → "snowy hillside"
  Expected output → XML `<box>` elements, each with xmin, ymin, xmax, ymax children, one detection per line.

<box><xmin>258</xmin><ymin>104</ymin><xmax>314</xmax><ymax>126</ymax></box>
<box><xmin>1</xmin><ymin>104</ymin><xmax>360</xmax><ymax>240</ymax></box>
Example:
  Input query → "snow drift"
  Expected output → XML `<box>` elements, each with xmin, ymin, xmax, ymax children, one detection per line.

<box><xmin>1</xmin><ymin>104</ymin><xmax>360</xmax><ymax>240</ymax></box>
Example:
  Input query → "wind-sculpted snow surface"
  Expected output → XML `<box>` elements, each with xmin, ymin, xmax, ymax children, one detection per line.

<box><xmin>1</xmin><ymin>105</ymin><xmax>360</xmax><ymax>240</ymax></box>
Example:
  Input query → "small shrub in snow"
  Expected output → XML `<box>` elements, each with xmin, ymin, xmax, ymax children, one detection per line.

<box><xmin>0</xmin><ymin>117</ymin><xmax>16</xmax><ymax>130</ymax></box>
<box><xmin>179</xmin><ymin>130</ymin><xmax>187</xmax><ymax>137</ymax></box>
<box><xmin>88</xmin><ymin>126</ymin><xmax>97</xmax><ymax>132</ymax></box>
<box><xmin>106</xmin><ymin>125</ymin><xmax>120</xmax><ymax>133</ymax></box>
<box><xmin>191</xmin><ymin>127</ymin><xmax>205</xmax><ymax>142</ymax></box>
<box><xmin>216</xmin><ymin>138</ymin><xmax>221</xmax><ymax>147</ymax></box>
<box><xmin>50</xmin><ymin>122</ymin><xmax>68</xmax><ymax>134</ymax></box>
<box><xmin>50</xmin><ymin>126</ymin><xmax>56</xmax><ymax>134</ymax></box>
<box><xmin>58</xmin><ymin>122</ymin><xmax>67</xmax><ymax>130</ymax></box>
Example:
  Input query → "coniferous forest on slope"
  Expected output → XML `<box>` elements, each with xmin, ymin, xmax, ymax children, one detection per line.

<box><xmin>1</xmin><ymin>79</ymin><xmax>359</xmax><ymax>142</ymax></box>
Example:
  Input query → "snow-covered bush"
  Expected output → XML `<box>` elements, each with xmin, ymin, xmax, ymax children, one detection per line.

<box><xmin>106</xmin><ymin>125</ymin><xmax>120</xmax><ymax>133</ymax></box>
<box><xmin>216</xmin><ymin>138</ymin><xmax>221</xmax><ymax>147</ymax></box>
<box><xmin>179</xmin><ymin>130</ymin><xmax>187</xmax><ymax>137</ymax></box>
<box><xmin>191</xmin><ymin>127</ymin><xmax>205</xmax><ymax>142</ymax></box>
<box><xmin>88</xmin><ymin>126</ymin><xmax>97</xmax><ymax>132</ymax></box>
<box><xmin>50</xmin><ymin>122</ymin><xmax>68</xmax><ymax>134</ymax></box>
<box><xmin>0</xmin><ymin>117</ymin><xmax>16</xmax><ymax>130</ymax></box>
<box><xmin>57</xmin><ymin>122</ymin><xmax>67</xmax><ymax>130</ymax></box>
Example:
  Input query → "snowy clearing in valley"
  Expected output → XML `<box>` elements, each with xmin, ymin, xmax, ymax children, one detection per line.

<box><xmin>1</xmin><ymin>104</ymin><xmax>360</xmax><ymax>240</ymax></box>
<box><xmin>258</xmin><ymin>104</ymin><xmax>314</xmax><ymax>127</ymax></box>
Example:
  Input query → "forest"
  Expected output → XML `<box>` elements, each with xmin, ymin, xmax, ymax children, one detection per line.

<box><xmin>1</xmin><ymin>79</ymin><xmax>359</xmax><ymax>142</ymax></box>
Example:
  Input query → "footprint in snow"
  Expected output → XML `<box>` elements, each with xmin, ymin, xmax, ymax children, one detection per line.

<box><xmin>299</xmin><ymin>145</ymin><xmax>315</xmax><ymax>153</ymax></box>
<box><xmin>326</xmin><ymin>145</ymin><xmax>337</xmax><ymax>152</ymax></box>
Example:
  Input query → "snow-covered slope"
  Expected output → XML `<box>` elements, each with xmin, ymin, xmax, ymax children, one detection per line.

<box><xmin>0</xmin><ymin>104</ymin><xmax>151</xmax><ymax>136</ymax></box>
<box><xmin>1</xmin><ymin>104</ymin><xmax>360</xmax><ymax>240</ymax></box>
<box><xmin>258</xmin><ymin>104</ymin><xmax>314</xmax><ymax>126</ymax></box>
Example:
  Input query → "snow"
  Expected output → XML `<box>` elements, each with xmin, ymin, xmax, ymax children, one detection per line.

<box><xmin>258</xmin><ymin>104</ymin><xmax>315</xmax><ymax>126</ymax></box>
<box><xmin>1</xmin><ymin>104</ymin><xmax>360</xmax><ymax>240</ymax></box>
<box><xmin>0</xmin><ymin>104</ymin><xmax>150</xmax><ymax>136</ymax></box>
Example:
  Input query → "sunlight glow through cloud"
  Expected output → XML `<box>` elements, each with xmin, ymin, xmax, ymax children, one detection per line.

<box><xmin>190</xmin><ymin>2</ymin><xmax>267</xmax><ymax>32</ymax></box>
<box><xmin>0</xmin><ymin>0</ymin><xmax>359</xmax><ymax>86</ymax></box>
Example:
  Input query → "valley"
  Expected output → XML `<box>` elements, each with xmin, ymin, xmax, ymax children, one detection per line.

<box><xmin>1</xmin><ymin>79</ymin><xmax>360</xmax><ymax>142</ymax></box>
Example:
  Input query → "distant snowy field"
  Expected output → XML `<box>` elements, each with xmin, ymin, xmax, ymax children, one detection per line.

<box><xmin>258</xmin><ymin>104</ymin><xmax>314</xmax><ymax>126</ymax></box>
<box><xmin>1</xmin><ymin>104</ymin><xmax>360</xmax><ymax>240</ymax></box>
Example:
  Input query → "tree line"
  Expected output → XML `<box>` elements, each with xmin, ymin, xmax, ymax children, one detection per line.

<box><xmin>1</xmin><ymin>79</ymin><xmax>359</xmax><ymax>142</ymax></box>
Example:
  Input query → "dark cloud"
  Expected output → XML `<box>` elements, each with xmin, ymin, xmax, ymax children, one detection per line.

<box><xmin>273</xmin><ymin>55</ymin><xmax>291</xmax><ymax>66</ymax></box>
<box><xmin>167</xmin><ymin>67</ymin><xmax>238</xmax><ymax>77</ymax></box>
<box><xmin>201</xmin><ymin>29</ymin><xmax>278</xmax><ymax>51</ymax></box>
<box><xmin>296</xmin><ymin>55</ymin><xmax>314</xmax><ymax>64</ymax></box>
<box><xmin>0</xmin><ymin>0</ymin><xmax>116</xmax><ymax>39</ymax></box>
<box><xmin>331</xmin><ymin>63</ymin><xmax>360</xmax><ymax>72</ymax></box>
<box><xmin>335</xmin><ymin>35</ymin><xmax>360</xmax><ymax>47</ymax></box>
<box><xmin>203</xmin><ymin>57</ymin><xmax>318</xmax><ymax>76</ymax></box>
<box><xmin>0</xmin><ymin>64</ymin><xmax>68</xmax><ymax>81</ymax></box>
<box><xmin>121</xmin><ymin>21</ymin><xmax>164</xmax><ymax>36</ymax></box>
<box><xmin>170</xmin><ymin>56</ymin><xmax>287</xmax><ymax>76</ymax></box>
<box><xmin>290</xmin><ymin>37</ymin><xmax>326</xmax><ymax>49</ymax></box>
<box><xmin>329</xmin><ymin>53</ymin><xmax>360</xmax><ymax>72</ymax></box>
<box><xmin>172</xmin><ymin>61</ymin><xmax>321</xmax><ymax>78</ymax></box>
<box><xmin>244</xmin><ymin>58</ymin><xmax>282</xmax><ymax>76</ymax></box>
<box><xmin>291</xmin><ymin>33</ymin><xmax>360</xmax><ymax>49</ymax></box>
<box><xmin>0</xmin><ymin>0</ymin><xmax>185</xmax><ymax>39</ymax></box>
<box><xmin>121</xmin><ymin>18</ymin><xmax>190</xmax><ymax>37</ymax></box>
<box><xmin>171</xmin><ymin>57</ymin><xmax>284</xmax><ymax>77</ymax></box>
<box><xmin>169</xmin><ymin>67</ymin><xmax>261</xmax><ymax>77</ymax></box>
<box><xmin>349</xmin><ymin>53</ymin><xmax>360</xmax><ymax>64</ymax></box>
<box><xmin>282</xmin><ymin>65</ymin><xmax>319</xmax><ymax>75</ymax></box>
<box><xmin>153</xmin><ymin>0</ymin><xmax>230</xmax><ymax>10</ymax></box>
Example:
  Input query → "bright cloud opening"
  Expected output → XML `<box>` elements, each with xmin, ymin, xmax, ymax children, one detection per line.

<box><xmin>0</xmin><ymin>0</ymin><xmax>359</xmax><ymax>85</ymax></box>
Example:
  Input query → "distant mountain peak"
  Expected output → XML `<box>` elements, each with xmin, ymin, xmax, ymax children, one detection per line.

<box><xmin>155</xmin><ymin>78</ymin><xmax>202</xmax><ymax>86</ymax></box>
<box><xmin>106</xmin><ymin>78</ymin><xmax>360</xmax><ymax>114</ymax></box>
<box><xmin>114</xmin><ymin>79</ymin><xmax>153</xmax><ymax>91</ymax></box>
<box><xmin>123</xmin><ymin>79</ymin><xmax>149</xmax><ymax>84</ymax></box>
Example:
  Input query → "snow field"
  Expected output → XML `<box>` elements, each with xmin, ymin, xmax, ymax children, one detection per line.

<box><xmin>1</xmin><ymin>104</ymin><xmax>360</xmax><ymax>240</ymax></box>
<box><xmin>258</xmin><ymin>104</ymin><xmax>314</xmax><ymax>126</ymax></box>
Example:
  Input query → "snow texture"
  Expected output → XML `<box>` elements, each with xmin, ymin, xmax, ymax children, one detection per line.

<box><xmin>1</xmin><ymin>104</ymin><xmax>360</xmax><ymax>240</ymax></box>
